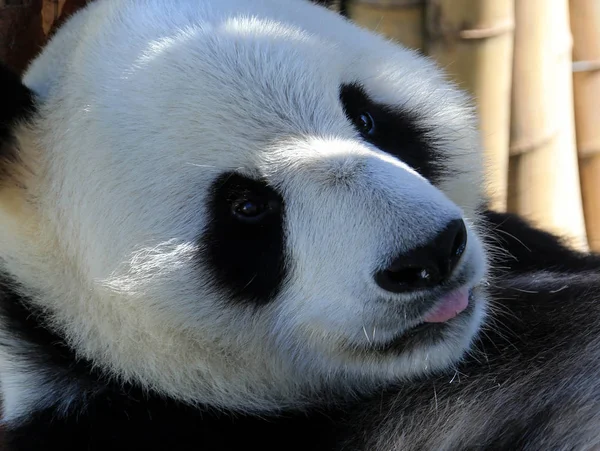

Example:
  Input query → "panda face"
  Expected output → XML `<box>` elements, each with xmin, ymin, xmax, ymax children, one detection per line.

<box><xmin>1</xmin><ymin>0</ymin><xmax>488</xmax><ymax>412</ymax></box>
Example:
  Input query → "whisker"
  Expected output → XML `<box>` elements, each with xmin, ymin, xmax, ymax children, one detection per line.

<box><xmin>362</xmin><ymin>326</ymin><xmax>372</xmax><ymax>344</ymax></box>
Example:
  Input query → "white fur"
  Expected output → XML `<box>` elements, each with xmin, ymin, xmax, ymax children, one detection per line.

<box><xmin>0</xmin><ymin>0</ymin><xmax>488</xmax><ymax>420</ymax></box>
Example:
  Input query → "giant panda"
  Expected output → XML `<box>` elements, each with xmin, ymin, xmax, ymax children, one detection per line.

<box><xmin>0</xmin><ymin>0</ymin><xmax>599</xmax><ymax>449</ymax></box>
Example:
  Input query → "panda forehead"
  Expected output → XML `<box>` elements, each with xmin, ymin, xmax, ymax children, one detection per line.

<box><xmin>131</xmin><ymin>15</ymin><xmax>433</xmax><ymax>121</ymax></box>
<box><xmin>145</xmin><ymin>16</ymin><xmax>345</xmax><ymax>83</ymax></box>
<box><xmin>135</xmin><ymin>39</ymin><xmax>431</xmax><ymax>139</ymax></box>
<box><xmin>124</xmin><ymin>28</ymin><xmax>342</xmax><ymax>130</ymax></box>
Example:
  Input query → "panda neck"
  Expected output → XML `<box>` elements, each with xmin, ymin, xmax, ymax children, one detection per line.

<box><xmin>0</xmin><ymin>272</ymin><xmax>350</xmax><ymax>450</ymax></box>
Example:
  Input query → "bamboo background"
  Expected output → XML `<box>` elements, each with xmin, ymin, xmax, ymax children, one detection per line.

<box><xmin>0</xmin><ymin>0</ymin><xmax>599</xmax><ymax>252</ymax></box>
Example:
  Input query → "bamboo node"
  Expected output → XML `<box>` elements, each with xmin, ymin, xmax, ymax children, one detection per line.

<box><xmin>577</xmin><ymin>145</ymin><xmax>600</xmax><ymax>157</ymax></box>
<box><xmin>572</xmin><ymin>59</ymin><xmax>600</xmax><ymax>73</ymax></box>
<box><xmin>509</xmin><ymin>130</ymin><xmax>559</xmax><ymax>156</ymax></box>
<box><xmin>458</xmin><ymin>20</ymin><xmax>515</xmax><ymax>40</ymax></box>
<box><xmin>428</xmin><ymin>16</ymin><xmax>514</xmax><ymax>42</ymax></box>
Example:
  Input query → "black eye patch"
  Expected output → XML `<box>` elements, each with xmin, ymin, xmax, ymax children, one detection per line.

<box><xmin>199</xmin><ymin>172</ymin><xmax>287</xmax><ymax>306</ymax></box>
<box><xmin>339</xmin><ymin>83</ymin><xmax>446</xmax><ymax>184</ymax></box>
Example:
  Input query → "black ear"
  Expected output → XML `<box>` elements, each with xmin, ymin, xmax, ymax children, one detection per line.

<box><xmin>0</xmin><ymin>62</ymin><xmax>36</xmax><ymax>177</ymax></box>
<box><xmin>310</xmin><ymin>0</ymin><xmax>338</xmax><ymax>8</ymax></box>
<box><xmin>310</xmin><ymin>0</ymin><xmax>348</xmax><ymax>16</ymax></box>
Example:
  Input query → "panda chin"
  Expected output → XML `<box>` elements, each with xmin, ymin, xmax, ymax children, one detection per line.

<box><xmin>368</xmin><ymin>289</ymin><xmax>479</xmax><ymax>355</ymax></box>
<box><xmin>379</xmin><ymin>296</ymin><xmax>475</xmax><ymax>353</ymax></box>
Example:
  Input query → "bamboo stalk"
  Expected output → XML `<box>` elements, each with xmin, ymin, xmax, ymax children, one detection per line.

<box><xmin>509</xmin><ymin>0</ymin><xmax>588</xmax><ymax>250</ymax></box>
<box><xmin>42</xmin><ymin>0</ymin><xmax>88</xmax><ymax>36</ymax></box>
<box><xmin>346</xmin><ymin>0</ymin><xmax>426</xmax><ymax>52</ymax></box>
<box><xmin>425</xmin><ymin>0</ymin><xmax>514</xmax><ymax>212</ymax></box>
<box><xmin>42</xmin><ymin>0</ymin><xmax>63</xmax><ymax>35</ymax></box>
<box><xmin>570</xmin><ymin>0</ymin><xmax>600</xmax><ymax>251</ymax></box>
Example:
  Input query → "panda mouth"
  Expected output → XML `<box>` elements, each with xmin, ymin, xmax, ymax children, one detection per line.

<box><xmin>370</xmin><ymin>289</ymin><xmax>476</xmax><ymax>353</ymax></box>
<box><xmin>421</xmin><ymin>286</ymin><xmax>471</xmax><ymax>323</ymax></box>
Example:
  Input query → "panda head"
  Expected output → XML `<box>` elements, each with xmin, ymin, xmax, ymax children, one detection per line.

<box><xmin>0</xmin><ymin>0</ymin><xmax>487</xmax><ymax>413</ymax></box>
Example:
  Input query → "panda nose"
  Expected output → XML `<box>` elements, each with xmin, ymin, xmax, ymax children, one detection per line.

<box><xmin>375</xmin><ymin>219</ymin><xmax>468</xmax><ymax>294</ymax></box>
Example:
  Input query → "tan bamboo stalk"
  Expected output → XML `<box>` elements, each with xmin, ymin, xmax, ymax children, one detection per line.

<box><xmin>345</xmin><ymin>0</ymin><xmax>426</xmax><ymax>52</ymax></box>
<box><xmin>570</xmin><ymin>0</ymin><xmax>600</xmax><ymax>251</ymax></box>
<box><xmin>42</xmin><ymin>0</ymin><xmax>65</xmax><ymax>35</ymax></box>
<box><xmin>509</xmin><ymin>0</ymin><xmax>588</xmax><ymax>250</ymax></box>
<box><xmin>425</xmin><ymin>0</ymin><xmax>514</xmax><ymax>212</ymax></box>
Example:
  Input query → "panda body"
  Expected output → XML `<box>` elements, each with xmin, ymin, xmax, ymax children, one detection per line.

<box><xmin>0</xmin><ymin>0</ymin><xmax>599</xmax><ymax>449</ymax></box>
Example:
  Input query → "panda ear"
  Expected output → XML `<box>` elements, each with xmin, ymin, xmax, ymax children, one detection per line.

<box><xmin>310</xmin><ymin>1</ymin><xmax>337</xmax><ymax>8</ymax></box>
<box><xmin>0</xmin><ymin>62</ymin><xmax>36</xmax><ymax>183</ymax></box>
<box><xmin>309</xmin><ymin>1</ymin><xmax>348</xmax><ymax>16</ymax></box>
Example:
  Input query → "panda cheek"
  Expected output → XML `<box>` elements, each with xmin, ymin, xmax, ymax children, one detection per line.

<box><xmin>199</xmin><ymin>172</ymin><xmax>287</xmax><ymax>305</ymax></box>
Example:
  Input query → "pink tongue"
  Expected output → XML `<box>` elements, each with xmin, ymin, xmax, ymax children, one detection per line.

<box><xmin>423</xmin><ymin>287</ymin><xmax>470</xmax><ymax>323</ymax></box>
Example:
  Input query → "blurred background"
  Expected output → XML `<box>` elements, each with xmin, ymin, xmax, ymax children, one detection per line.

<box><xmin>1</xmin><ymin>0</ymin><xmax>599</xmax><ymax>252</ymax></box>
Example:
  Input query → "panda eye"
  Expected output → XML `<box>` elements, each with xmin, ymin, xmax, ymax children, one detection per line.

<box><xmin>355</xmin><ymin>111</ymin><xmax>375</xmax><ymax>136</ymax></box>
<box><xmin>232</xmin><ymin>199</ymin><xmax>272</xmax><ymax>222</ymax></box>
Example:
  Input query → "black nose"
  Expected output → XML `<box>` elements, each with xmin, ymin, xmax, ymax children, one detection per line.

<box><xmin>375</xmin><ymin>219</ymin><xmax>467</xmax><ymax>294</ymax></box>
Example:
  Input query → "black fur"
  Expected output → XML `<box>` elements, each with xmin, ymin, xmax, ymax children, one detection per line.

<box><xmin>483</xmin><ymin>210</ymin><xmax>600</xmax><ymax>273</ymax></box>
<box><xmin>0</xmin><ymin>63</ymin><xmax>35</xmax><ymax>176</ymax></box>
<box><xmin>3</xmin><ymin>210</ymin><xmax>600</xmax><ymax>450</ymax></box>
<box><xmin>200</xmin><ymin>172</ymin><xmax>288</xmax><ymax>305</ymax></box>
<box><xmin>339</xmin><ymin>83</ymin><xmax>447</xmax><ymax>184</ymax></box>
<box><xmin>4</xmin><ymin>382</ymin><xmax>343</xmax><ymax>451</ymax></box>
<box><xmin>310</xmin><ymin>0</ymin><xmax>349</xmax><ymax>16</ymax></box>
